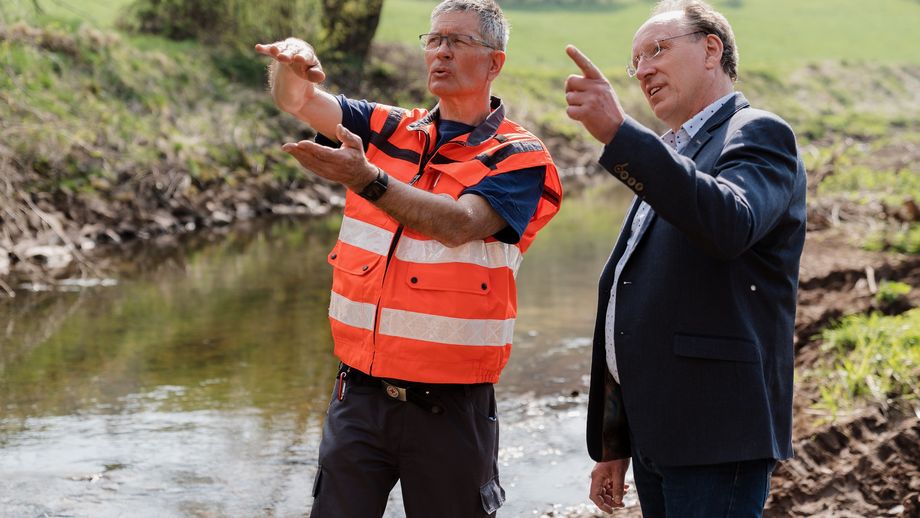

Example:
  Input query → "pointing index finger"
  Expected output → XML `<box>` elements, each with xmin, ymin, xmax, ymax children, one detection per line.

<box><xmin>566</xmin><ymin>45</ymin><xmax>603</xmax><ymax>80</ymax></box>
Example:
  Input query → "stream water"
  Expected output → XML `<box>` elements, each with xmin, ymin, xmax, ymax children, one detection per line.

<box><xmin>0</xmin><ymin>181</ymin><xmax>637</xmax><ymax>517</ymax></box>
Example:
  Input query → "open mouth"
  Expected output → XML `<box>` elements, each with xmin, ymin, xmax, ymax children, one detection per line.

<box><xmin>431</xmin><ymin>67</ymin><xmax>451</xmax><ymax>78</ymax></box>
<box><xmin>648</xmin><ymin>85</ymin><xmax>663</xmax><ymax>97</ymax></box>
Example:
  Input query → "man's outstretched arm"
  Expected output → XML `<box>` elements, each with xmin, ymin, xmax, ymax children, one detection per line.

<box><xmin>255</xmin><ymin>38</ymin><xmax>344</xmax><ymax>142</ymax></box>
<box><xmin>282</xmin><ymin>124</ymin><xmax>509</xmax><ymax>247</ymax></box>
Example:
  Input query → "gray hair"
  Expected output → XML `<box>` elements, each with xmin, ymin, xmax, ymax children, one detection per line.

<box><xmin>431</xmin><ymin>0</ymin><xmax>509</xmax><ymax>51</ymax></box>
<box><xmin>652</xmin><ymin>0</ymin><xmax>739</xmax><ymax>81</ymax></box>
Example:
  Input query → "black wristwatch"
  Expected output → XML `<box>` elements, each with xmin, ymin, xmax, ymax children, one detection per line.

<box><xmin>357</xmin><ymin>168</ymin><xmax>389</xmax><ymax>202</ymax></box>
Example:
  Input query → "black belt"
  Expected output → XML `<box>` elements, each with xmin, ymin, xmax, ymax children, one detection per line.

<box><xmin>338</xmin><ymin>364</ymin><xmax>466</xmax><ymax>414</ymax></box>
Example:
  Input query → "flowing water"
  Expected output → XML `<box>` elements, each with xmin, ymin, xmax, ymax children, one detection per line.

<box><xmin>0</xmin><ymin>182</ymin><xmax>635</xmax><ymax>517</ymax></box>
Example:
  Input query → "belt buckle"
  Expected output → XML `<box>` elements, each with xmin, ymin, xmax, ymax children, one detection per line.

<box><xmin>382</xmin><ymin>380</ymin><xmax>407</xmax><ymax>402</ymax></box>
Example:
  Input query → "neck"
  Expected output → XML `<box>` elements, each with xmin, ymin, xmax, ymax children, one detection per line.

<box><xmin>671</xmin><ymin>75</ymin><xmax>734</xmax><ymax>132</ymax></box>
<box><xmin>437</xmin><ymin>93</ymin><xmax>493</xmax><ymax>126</ymax></box>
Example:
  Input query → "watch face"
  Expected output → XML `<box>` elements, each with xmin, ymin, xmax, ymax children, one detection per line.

<box><xmin>359</xmin><ymin>171</ymin><xmax>388</xmax><ymax>201</ymax></box>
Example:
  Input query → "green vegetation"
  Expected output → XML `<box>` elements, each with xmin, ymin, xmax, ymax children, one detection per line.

<box><xmin>377</xmin><ymin>0</ymin><xmax>920</xmax><ymax>73</ymax></box>
<box><xmin>864</xmin><ymin>225</ymin><xmax>920</xmax><ymax>254</ymax></box>
<box><xmin>820</xmin><ymin>165</ymin><xmax>920</xmax><ymax>208</ymax></box>
<box><xmin>876</xmin><ymin>281</ymin><xmax>912</xmax><ymax>306</ymax></box>
<box><xmin>0</xmin><ymin>0</ymin><xmax>134</xmax><ymax>29</ymax></box>
<box><xmin>0</xmin><ymin>22</ymin><xmax>306</xmax><ymax>191</ymax></box>
<box><xmin>813</xmin><ymin>309</ymin><xmax>920</xmax><ymax>417</ymax></box>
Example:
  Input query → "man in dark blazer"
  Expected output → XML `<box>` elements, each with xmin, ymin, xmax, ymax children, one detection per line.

<box><xmin>563</xmin><ymin>1</ymin><xmax>806</xmax><ymax>516</ymax></box>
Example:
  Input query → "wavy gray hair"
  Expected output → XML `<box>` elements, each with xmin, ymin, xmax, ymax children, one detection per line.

<box><xmin>652</xmin><ymin>0</ymin><xmax>739</xmax><ymax>81</ymax></box>
<box><xmin>431</xmin><ymin>0</ymin><xmax>509</xmax><ymax>51</ymax></box>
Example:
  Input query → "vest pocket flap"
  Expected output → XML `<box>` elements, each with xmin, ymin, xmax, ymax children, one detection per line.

<box><xmin>428</xmin><ymin>161</ymin><xmax>489</xmax><ymax>188</ymax></box>
<box><xmin>327</xmin><ymin>244</ymin><xmax>382</xmax><ymax>276</ymax></box>
<box><xmin>673</xmin><ymin>334</ymin><xmax>759</xmax><ymax>363</ymax></box>
<box><xmin>406</xmin><ymin>264</ymin><xmax>491</xmax><ymax>295</ymax></box>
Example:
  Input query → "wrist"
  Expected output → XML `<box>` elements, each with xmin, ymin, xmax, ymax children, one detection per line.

<box><xmin>355</xmin><ymin>167</ymin><xmax>389</xmax><ymax>202</ymax></box>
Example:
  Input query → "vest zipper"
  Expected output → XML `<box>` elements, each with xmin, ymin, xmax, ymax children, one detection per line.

<box><xmin>369</xmin><ymin>130</ymin><xmax>435</xmax><ymax>375</ymax></box>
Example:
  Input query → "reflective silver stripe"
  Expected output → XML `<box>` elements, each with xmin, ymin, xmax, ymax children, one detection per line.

<box><xmin>328</xmin><ymin>291</ymin><xmax>376</xmax><ymax>331</ymax></box>
<box><xmin>395</xmin><ymin>237</ymin><xmax>523</xmax><ymax>274</ymax></box>
<box><xmin>338</xmin><ymin>216</ymin><xmax>394</xmax><ymax>256</ymax></box>
<box><xmin>378</xmin><ymin>308</ymin><xmax>514</xmax><ymax>347</ymax></box>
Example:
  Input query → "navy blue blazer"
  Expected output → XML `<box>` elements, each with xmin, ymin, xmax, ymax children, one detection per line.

<box><xmin>586</xmin><ymin>93</ymin><xmax>807</xmax><ymax>466</ymax></box>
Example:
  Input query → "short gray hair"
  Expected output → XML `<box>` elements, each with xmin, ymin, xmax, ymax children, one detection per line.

<box><xmin>652</xmin><ymin>0</ymin><xmax>739</xmax><ymax>81</ymax></box>
<box><xmin>431</xmin><ymin>0</ymin><xmax>509</xmax><ymax>51</ymax></box>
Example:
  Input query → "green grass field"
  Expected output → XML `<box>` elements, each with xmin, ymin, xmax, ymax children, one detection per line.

<box><xmin>1</xmin><ymin>0</ymin><xmax>134</xmax><ymax>29</ymax></box>
<box><xmin>16</xmin><ymin>0</ymin><xmax>920</xmax><ymax>74</ymax></box>
<box><xmin>378</xmin><ymin>0</ymin><xmax>920</xmax><ymax>76</ymax></box>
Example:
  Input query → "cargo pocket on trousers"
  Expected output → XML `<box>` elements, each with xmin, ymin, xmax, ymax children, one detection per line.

<box><xmin>480</xmin><ymin>476</ymin><xmax>505</xmax><ymax>514</ymax></box>
<box><xmin>312</xmin><ymin>466</ymin><xmax>323</xmax><ymax>497</ymax></box>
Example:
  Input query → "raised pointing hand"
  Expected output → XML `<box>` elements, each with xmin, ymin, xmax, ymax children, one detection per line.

<box><xmin>564</xmin><ymin>44</ymin><xmax>625</xmax><ymax>144</ymax></box>
<box><xmin>567</xmin><ymin>44</ymin><xmax>605</xmax><ymax>80</ymax></box>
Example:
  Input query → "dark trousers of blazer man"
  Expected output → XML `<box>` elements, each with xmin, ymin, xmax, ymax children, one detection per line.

<box><xmin>586</xmin><ymin>93</ymin><xmax>807</xmax><ymax>469</ymax></box>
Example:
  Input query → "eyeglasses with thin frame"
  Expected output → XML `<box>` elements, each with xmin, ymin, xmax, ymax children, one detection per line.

<box><xmin>419</xmin><ymin>32</ymin><xmax>497</xmax><ymax>51</ymax></box>
<box><xmin>626</xmin><ymin>31</ymin><xmax>705</xmax><ymax>78</ymax></box>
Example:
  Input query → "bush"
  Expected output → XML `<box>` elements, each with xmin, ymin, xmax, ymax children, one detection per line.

<box><xmin>118</xmin><ymin>0</ymin><xmax>319</xmax><ymax>53</ymax></box>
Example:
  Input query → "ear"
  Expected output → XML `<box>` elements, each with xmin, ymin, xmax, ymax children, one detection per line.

<box><xmin>704</xmin><ymin>34</ymin><xmax>723</xmax><ymax>71</ymax></box>
<box><xmin>487</xmin><ymin>50</ymin><xmax>506</xmax><ymax>81</ymax></box>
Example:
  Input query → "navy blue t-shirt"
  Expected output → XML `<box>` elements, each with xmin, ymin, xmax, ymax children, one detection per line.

<box><xmin>318</xmin><ymin>95</ymin><xmax>545</xmax><ymax>244</ymax></box>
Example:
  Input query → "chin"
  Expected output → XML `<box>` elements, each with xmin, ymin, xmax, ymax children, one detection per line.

<box><xmin>428</xmin><ymin>83</ymin><xmax>454</xmax><ymax>98</ymax></box>
<box><xmin>652</xmin><ymin>103</ymin><xmax>673</xmax><ymax>125</ymax></box>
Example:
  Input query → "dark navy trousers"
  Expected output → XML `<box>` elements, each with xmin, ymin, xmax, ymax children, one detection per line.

<box><xmin>309</xmin><ymin>371</ymin><xmax>504</xmax><ymax>517</ymax></box>
<box><xmin>631</xmin><ymin>444</ymin><xmax>776</xmax><ymax>518</ymax></box>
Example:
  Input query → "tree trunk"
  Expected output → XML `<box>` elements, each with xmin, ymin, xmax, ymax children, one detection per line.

<box><xmin>319</xmin><ymin>0</ymin><xmax>385</xmax><ymax>90</ymax></box>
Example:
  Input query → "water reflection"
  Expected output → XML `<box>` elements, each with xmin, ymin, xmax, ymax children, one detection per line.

<box><xmin>0</xmin><ymin>181</ymin><xmax>633</xmax><ymax>516</ymax></box>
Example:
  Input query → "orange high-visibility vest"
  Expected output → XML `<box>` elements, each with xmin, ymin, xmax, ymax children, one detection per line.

<box><xmin>326</xmin><ymin>98</ymin><xmax>562</xmax><ymax>384</ymax></box>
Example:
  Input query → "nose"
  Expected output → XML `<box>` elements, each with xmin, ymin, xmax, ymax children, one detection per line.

<box><xmin>435</xmin><ymin>39</ymin><xmax>453</xmax><ymax>59</ymax></box>
<box><xmin>635</xmin><ymin>58</ymin><xmax>655</xmax><ymax>82</ymax></box>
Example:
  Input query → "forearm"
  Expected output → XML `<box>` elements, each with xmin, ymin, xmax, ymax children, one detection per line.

<box><xmin>370</xmin><ymin>179</ymin><xmax>505</xmax><ymax>248</ymax></box>
<box><xmin>268</xmin><ymin>61</ymin><xmax>311</xmax><ymax>113</ymax></box>
<box><xmin>268</xmin><ymin>61</ymin><xmax>342</xmax><ymax>140</ymax></box>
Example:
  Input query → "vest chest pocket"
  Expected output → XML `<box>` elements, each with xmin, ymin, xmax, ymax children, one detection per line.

<box><xmin>427</xmin><ymin>162</ymin><xmax>490</xmax><ymax>193</ymax></box>
<box><xmin>328</xmin><ymin>244</ymin><xmax>383</xmax><ymax>276</ymax></box>
<box><xmin>405</xmin><ymin>263</ymin><xmax>491</xmax><ymax>295</ymax></box>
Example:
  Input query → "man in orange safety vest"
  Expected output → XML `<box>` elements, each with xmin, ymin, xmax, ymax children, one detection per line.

<box><xmin>256</xmin><ymin>1</ymin><xmax>561</xmax><ymax>516</ymax></box>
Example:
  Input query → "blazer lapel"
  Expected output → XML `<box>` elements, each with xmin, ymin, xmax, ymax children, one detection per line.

<box><xmin>610</xmin><ymin>93</ymin><xmax>751</xmax><ymax>274</ymax></box>
<box><xmin>681</xmin><ymin>92</ymin><xmax>750</xmax><ymax>159</ymax></box>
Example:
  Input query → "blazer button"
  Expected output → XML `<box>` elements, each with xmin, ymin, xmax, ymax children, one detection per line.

<box><xmin>330</xmin><ymin>253</ymin><xmax>337</xmax><ymax>260</ymax></box>
<box><xmin>410</xmin><ymin>277</ymin><xmax>418</xmax><ymax>284</ymax></box>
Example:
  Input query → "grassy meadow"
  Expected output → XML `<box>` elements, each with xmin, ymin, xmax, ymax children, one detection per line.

<box><xmin>378</xmin><ymin>0</ymin><xmax>920</xmax><ymax>73</ymax></box>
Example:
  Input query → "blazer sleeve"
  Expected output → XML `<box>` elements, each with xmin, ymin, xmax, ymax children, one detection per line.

<box><xmin>598</xmin><ymin>113</ymin><xmax>802</xmax><ymax>260</ymax></box>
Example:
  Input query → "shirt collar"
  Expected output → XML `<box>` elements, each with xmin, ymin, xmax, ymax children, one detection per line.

<box><xmin>662</xmin><ymin>92</ymin><xmax>736</xmax><ymax>152</ymax></box>
<box><xmin>407</xmin><ymin>96</ymin><xmax>505</xmax><ymax>147</ymax></box>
